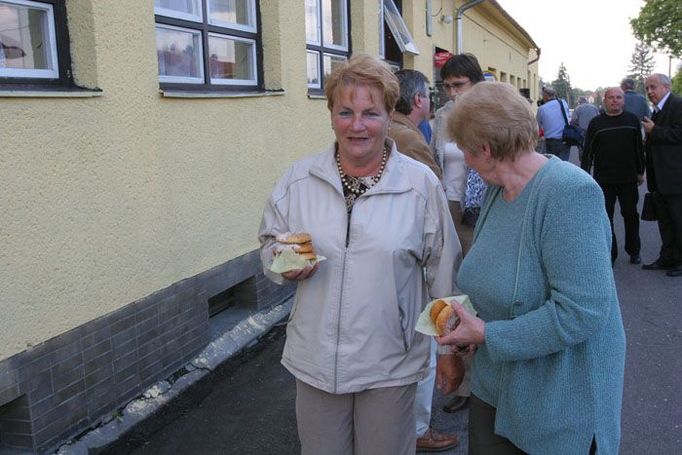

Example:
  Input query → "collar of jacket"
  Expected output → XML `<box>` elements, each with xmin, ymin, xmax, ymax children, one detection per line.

<box><xmin>308</xmin><ymin>138</ymin><xmax>414</xmax><ymax>196</ymax></box>
<box><xmin>391</xmin><ymin>111</ymin><xmax>419</xmax><ymax>132</ymax></box>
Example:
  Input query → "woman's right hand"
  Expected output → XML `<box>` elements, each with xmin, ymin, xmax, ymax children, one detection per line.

<box><xmin>281</xmin><ymin>262</ymin><xmax>319</xmax><ymax>281</ymax></box>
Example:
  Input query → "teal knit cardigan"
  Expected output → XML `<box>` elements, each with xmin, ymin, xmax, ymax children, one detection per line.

<box><xmin>458</xmin><ymin>157</ymin><xmax>626</xmax><ymax>454</ymax></box>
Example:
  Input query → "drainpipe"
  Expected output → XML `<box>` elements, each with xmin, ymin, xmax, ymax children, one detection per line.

<box><xmin>456</xmin><ymin>0</ymin><xmax>486</xmax><ymax>53</ymax></box>
<box><xmin>528</xmin><ymin>47</ymin><xmax>541</xmax><ymax>66</ymax></box>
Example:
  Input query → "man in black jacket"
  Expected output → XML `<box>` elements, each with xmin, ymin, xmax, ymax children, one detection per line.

<box><xmin>582</xmin><ymin>87</ymin><xmax>644</xmax><ymax>264</ymax></box>
<box><xmin>641</xmin><ymin>73</ymin><xmax>682</xmax><ymax>277</ymax></box>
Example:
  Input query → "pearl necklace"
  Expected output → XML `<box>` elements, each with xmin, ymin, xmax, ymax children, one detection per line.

<box><xmin>336</xmin><ymin>147</ymin><xmax>388</xmax><ymax>195</ymax></box>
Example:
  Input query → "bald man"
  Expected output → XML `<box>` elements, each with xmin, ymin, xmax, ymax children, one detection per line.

<box><xmin>581</xmin><ymin>87</ymin><xmax>644</xmax><ymax>265</ymax></box>
<box><xmin>641</xmin><ymin>74</ymin><xmax>682</xmax><ymax>277</ymax></box>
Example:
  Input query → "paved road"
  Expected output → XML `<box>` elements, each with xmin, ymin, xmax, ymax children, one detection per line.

<box><xmin>103</xmin><ymin>154</ymin><xmax>681</xmax><ymax>454</ymax></box>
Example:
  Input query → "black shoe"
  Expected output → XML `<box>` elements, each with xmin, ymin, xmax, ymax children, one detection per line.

<box><xmin>666</xmin><ymin>266</ymin><xmax>682</xmax><ymax>277</ymax></box>
<box><xmin>642</xmin><ymin>259</ymin><xmax>674</xmax><ymax>270</ymax></box>
<box><xmin>442</xmin><ymin>396</ymin><xmax>469</xmax><ymax>413</ymax></box>
<box><xmin>629</xmin><ymin>255</ymin><xmax>641</xmax><ymax>265</ymax></box>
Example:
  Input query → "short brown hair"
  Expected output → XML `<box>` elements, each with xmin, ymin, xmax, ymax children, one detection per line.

<box><xmin>447</xmin><ymin>82</ymin><xmax>538</xmax><ymax>161</ymax></box>
<box><xmin>324</xmin><ymin>54</ymin><xmax>399</xmax><ymax>114</ymax></box>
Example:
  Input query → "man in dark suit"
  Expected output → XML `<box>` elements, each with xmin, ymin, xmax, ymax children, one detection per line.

<box><xmin>641</xmin><ymin>73</ymin><xmax>682</xmax><ymax>277</ymax></box>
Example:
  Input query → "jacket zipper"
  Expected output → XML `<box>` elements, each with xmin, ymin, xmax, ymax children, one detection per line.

<box><xmin>334</xmin><ymin>206</ymin><xmax>352</xmax><ymax>393</ymax></box>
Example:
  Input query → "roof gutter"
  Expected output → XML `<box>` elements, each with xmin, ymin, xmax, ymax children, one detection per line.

<box><xmin>456</xmin><ymin>0</ymin><xmax>486</xmax><ymax>53</ymax></box>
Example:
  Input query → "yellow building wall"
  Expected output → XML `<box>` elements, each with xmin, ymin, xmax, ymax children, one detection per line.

<box><xmin>0</xmin><ymin>0</ymin><xmax>539</xmax><ymax>361</ymax></box>
<box><xmin>401</xmin><ymin>1</ymin><xmax>539</xmax><ymax>102</ymax></box>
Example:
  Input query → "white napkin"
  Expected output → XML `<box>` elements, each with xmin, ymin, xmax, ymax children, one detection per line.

<box><xmin>269</xmin><ymin>247</ymin><xmax>326</xmax><ymax>274</ymax></box>
<box><xmin>415</xmin><ymin>295</ymin><xmax>477</xmax><ymax>336</ymax></box>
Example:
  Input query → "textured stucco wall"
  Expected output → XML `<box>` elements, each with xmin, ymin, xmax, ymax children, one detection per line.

<box><xmin>0</xmin><ymin>0</ymin><xmax>331</xmax><ymax>360</ymax></box>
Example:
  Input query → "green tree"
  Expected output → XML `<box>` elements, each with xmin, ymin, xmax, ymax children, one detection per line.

<box><xmin>673</xmin><ymin>67</ymin><xmax>682</xmax><ymax>95</ymax></box>
<box><xmin>627</xmin><ymin>41</ymin><xmax>656</xmax><ymax>93</ymax></box>
<box><xmin>551</xmin><ymin>63</ymin><xmax>573</xmax><ymax>105</ymax></box>
<box><xmin>630</xmin><ymin>0</ymin><xmax>682</xmax><ymax>58</ymax></box>
<box><xmin>593</xmin><ymin>88</ymin><xmax>604</xmax><ymax>110</ymax></box>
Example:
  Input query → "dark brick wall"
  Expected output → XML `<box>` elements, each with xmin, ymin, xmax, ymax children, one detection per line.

<box><xmin>0</xmin><ymin>249</ymin><xmax>291</xmax><ymax>454</ymax></box>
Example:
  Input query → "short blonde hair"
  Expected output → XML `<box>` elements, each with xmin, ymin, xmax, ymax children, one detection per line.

<box><xmin>447</xmin><ymin>82</ymin><xmax>538</xmax><ymax>161</ymax></box>
<box><xmin>324</xmin><ymin>54</ymin><xmax>399</xmax><ymax>114</ymax></box>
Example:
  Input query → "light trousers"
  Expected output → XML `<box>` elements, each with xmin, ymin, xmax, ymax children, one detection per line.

<box><xmin>415</xmin><ymin>339</ymin><xmax>437</xmax><ymax>437</ymax></box>
<box><xmin>296</xmin><ymin>379</ymin><xmax>417</xmax><ymax>455</ymax></box>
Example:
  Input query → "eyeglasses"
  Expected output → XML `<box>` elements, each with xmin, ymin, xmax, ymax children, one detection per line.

<box><xmin>443</xmin><ymin>80</ymin><xmax>470</xmax><ymax>90</ymax></box>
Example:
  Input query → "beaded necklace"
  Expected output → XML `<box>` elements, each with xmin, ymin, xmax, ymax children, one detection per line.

<box><xmin>335</xmin><ymin>146</ymin><xmax>388</xmax><ymax>196</ymax></box>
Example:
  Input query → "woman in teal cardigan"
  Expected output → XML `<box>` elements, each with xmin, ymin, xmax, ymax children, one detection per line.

<box><xmin>437</xmin><ymin>82</ymin><xmax>625</xmax><ymax>454</ymax></box>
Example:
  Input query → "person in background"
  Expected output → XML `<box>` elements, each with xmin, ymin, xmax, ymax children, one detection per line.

<box><xmin>432</xmin><ymin>53</ymin><xmax>486</xmax><ymax>256</ymax></box>
<box><xmin>536</xmin><ymin>86</ymin><xmax>572</xmax><ymax>161</ymax></box>
<box><xmin>438</xmin><ymin>81</ymin><xmax>626</xmax><ymax>454</ymax></box>
<box><xmin>621</xmin><ymin>77</ymin><xmax>652</xmax><ymax>121</ymax></box>
<box><xmin>430</xmin><ymin>53</ymin><xmax>487</xmax><ymax>415</ymax></box>
<box><xmin>581</xmin><ymin>87</ymin><xmax>644</xmax><ymax>265</ymax></box>
<box><xmin>389</xmin><ymin>69</ymin><xmax>442</xmax><ymax>180</ymax></box>
<box><xmin>641</xmin><ymin>73</ymin><xmax>682</xmax><ymax>277</ymax></box>
<box><xmin>571</xmin><ymin>96</ymin><xmax>600</xmax><ymax>131</ymax></box>
<box><xmin>258</xmin><ymin>54</ymin><xmax>461</xmax><ymax>455</ymax></box>
<box><xmin>389</xmin><ymin>68</ymin><xmax>459</xmax><ymax>452</ymax></box>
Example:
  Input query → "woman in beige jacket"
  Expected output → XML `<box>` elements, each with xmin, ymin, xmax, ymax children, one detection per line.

<box><xmin>259</xmin><ymin>55</ymin><xmax>461</xmax><ymax>455</ymax></box>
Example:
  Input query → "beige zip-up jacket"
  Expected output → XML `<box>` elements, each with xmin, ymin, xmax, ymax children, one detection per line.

<box><xmin>258</xmin><ymin>140</ymin><xmax>461</xmax><ymax>394</ymax></box>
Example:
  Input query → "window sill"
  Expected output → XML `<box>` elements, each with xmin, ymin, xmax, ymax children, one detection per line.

<box><xmin>307</xmin><ymin>94</ymin><xmax>327</xmax><ymax>100</ymax></box>
<box><xmin>160</xmin><ymin>89</ymin><xmax>285</xmax><ymax>99</ymax></box>
<box><xmin>0</xmin><ymin>88</ymin><xmax>102</xmax><ymax>98</ymax></box>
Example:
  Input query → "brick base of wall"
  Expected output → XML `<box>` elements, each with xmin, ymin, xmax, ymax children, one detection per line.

<box><xmin>0</xmin><ymin>249</ymin><xmax>292</xmax><ymax>454</ymax></box>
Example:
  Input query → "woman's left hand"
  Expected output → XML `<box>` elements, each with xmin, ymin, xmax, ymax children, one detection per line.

<box><xmin>437</xmin><ymin>302</ymin><xmax>486</xmax><ymax>347</ymax></box>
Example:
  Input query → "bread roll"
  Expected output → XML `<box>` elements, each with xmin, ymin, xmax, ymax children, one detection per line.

<box><xmin>274</xmin><ymin>232</ymin><xmax>317</xmax><ymax>262</ymax></box>
<box><xmin>430</xmin><ymin>299</ymin><xmax>454</xmax><ymax>336</ymax></box>
<box><xmin>276</xmin><ymin>232</ymin><xmax>312</xmax><ymax>244</ymax></box>
<box><xmin>430</xmin><ymin>299</ymin><xmax>448</xmax><ymax>324</ymax></box>
<box><xmin>291</xmin><ymin>242</ymin><xmax>314</xmax><ymax>254</ymax></box>
<box><xmin>435</xmin><ymin>305</ymin><xmax>454</xmax><ymax>335</ymax></box>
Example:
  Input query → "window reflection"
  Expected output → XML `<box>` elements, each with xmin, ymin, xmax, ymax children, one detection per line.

<box><xmin>323</xmin><ymin>53</ymin><xmax>345</xmax><ymax>79</ymax></box>
<box><xmin>154</xmin><ymin>0</ymin><xmax>202</xmax><ymax>18</ymax></box>
<box><xmin>0</xmin><ymin>3</ymin><xmax>51</xmax><ymax>70</ymax></box>
<box><xmin>306</xmin><ymin>51</ymin><xmax>320</xmax><ymax>86</ymax></box>
<box><xmin>322</xmin><ymin>0</ymin><xmax>345</xmax><ymax>47</ymax></box>
<box><xmin>156</xmin><ymin>26</ymin><xmax>203</xmax><ymax>80</ymax></box>
<box><xmin>208</xmin><ymin>34</ymin><xmax>254</xmax><ymax>81</ymax></box>
<box><xmin>209</xmin><ymin>0</ymin><xmax>253</xmax><ymax>28</ymax></box>
<box><xmin>305</xmin><ymin>0</ymin><xmax>319</xmax><ymax>44</ymax></box>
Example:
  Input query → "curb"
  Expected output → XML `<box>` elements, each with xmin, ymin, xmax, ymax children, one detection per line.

<box><xmin>54</xmin><ymin>300</ymin><xmax>292</xmax><ymax>454</ymax></box>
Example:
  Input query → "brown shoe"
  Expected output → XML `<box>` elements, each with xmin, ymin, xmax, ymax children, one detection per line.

<box><xmin>416</xmin><ymin>427</ymin><xmax>459</xmax><ymax>452</ymax></box>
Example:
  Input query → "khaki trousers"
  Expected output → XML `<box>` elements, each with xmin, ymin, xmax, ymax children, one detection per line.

<box><xmin>295</xmin><ymin>379</ymin><xmax>417</xmax><ymax>455</ymax></box>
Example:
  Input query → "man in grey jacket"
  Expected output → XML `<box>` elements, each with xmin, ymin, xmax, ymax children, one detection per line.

<box><xmin>570</xmin><ymin>96</ymin><xmax>600</xmax><ymax>131</ymax></box>
<box><xmin>621</xmin><ymin>77</ymin><xmax>652</xmax><ymax>121</ymax></box>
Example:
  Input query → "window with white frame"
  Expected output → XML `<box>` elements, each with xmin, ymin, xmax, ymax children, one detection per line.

<box><xmin>0</xmin><ymin>0</ymin><xmax>72</xmax><ymax>85</ymax></box>
<box><xmin>378</xmin><ymin>0</ymin><xmax>418</xmax><ymax>69</ymax></box>
<box><xmin>154</xmin><ymin>0</ymin><xmax>262</xmax><ymax>90</ymax></box>
<box><xmin>305</xmin><ymin>0</ymin><xmax>349</xmax><ymax>91</ymax></box>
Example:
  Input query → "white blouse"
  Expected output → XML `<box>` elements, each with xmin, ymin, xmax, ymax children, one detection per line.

<box><xmin>442</xmin><ymin>142</ymin><xmax>467</xmax><ymax>203</ymax></box>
